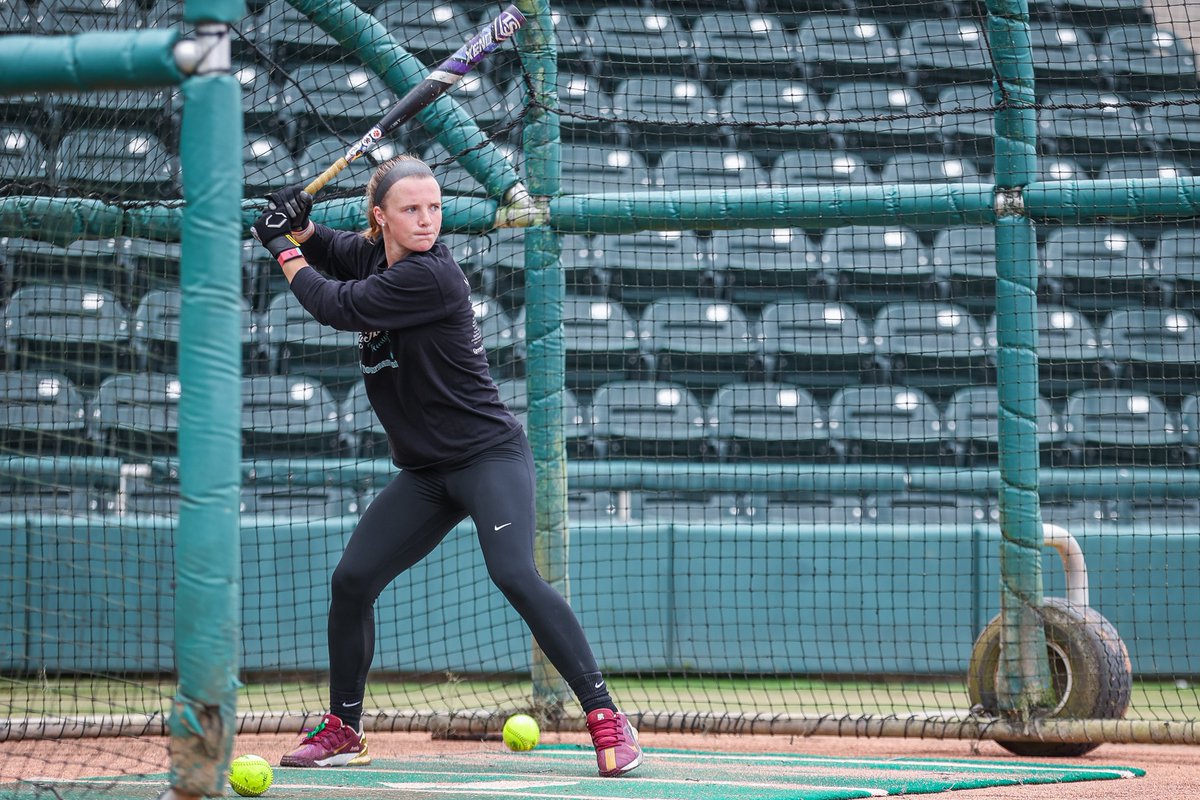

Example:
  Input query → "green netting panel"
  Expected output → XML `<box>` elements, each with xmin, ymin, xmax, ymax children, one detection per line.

<box><xmin>3</xmin><ymin>0</ymin><xmax>1200</xmax><ymax>793</ymax></box>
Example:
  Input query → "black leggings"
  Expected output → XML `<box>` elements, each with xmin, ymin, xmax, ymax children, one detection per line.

<box><xmin>327</xmin><ymin>433</ymin><xmax>600</xmax><ymax>703</ymax></box>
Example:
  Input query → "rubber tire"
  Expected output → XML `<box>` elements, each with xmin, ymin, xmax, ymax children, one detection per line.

<box><xmin>967</xmin><ymin>596</ymin><xmax>1132</xmax><ymax>757</ymax></box>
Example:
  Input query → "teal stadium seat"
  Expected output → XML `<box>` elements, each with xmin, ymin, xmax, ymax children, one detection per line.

<box><xmin>820</xmin><ymin>224</ymin><xmax>937</xmax><ymax>310</ymax></box>
<box><xmin>38</xmin><ymin>0</ymin><xmax>139</xmax><ymax>34</ymax></box>
<box><xmin>296</xmin><ymin>135</ymin><xmax>385</xmax><ymax>195</ymax></box>
<box><xmin>281</xmin><ymin>63</ymin><xmax>396</xmax><ymax>143</ymax></box>
<box><xmin>755</xmin><ymin>0</ymin><xmax>853</xmax><ymax>26</ymax></box>
<box><xmin>470</xmin><ymin>294</ymin><xmax>523</xmax><ymax>380</ymax></box>
<box><xmin>421</xmin><ymin>140</ymin><xmax>520</xmax><ymax>198</ymax></box>
<box><xmin>558</xmin><ymin>143</ymin><xmax>652</xmax><ymax>196</ymax></box>
<box><xmin>469</xmin><ymin>227</ymin><xmax>526</xmax><ymax>307</ymax></box>
<box><xmin>767</xmin><ymin>151</ymin><xmax>873</xmax><ymax>233</ymax></box>
<box><xmin>710</xmin><ymin>227</ymin><xmax>822</xmax><ymax>307</ymax></box>
<box><xmin>719</xmin><ymin>79</ymin><xmax>831</xmax><ymax>160</ymax></box>
<box><xmin>339</xmin><ymin>382</ymin><xmax>387</xmax><ymax>459</ymax></box>
<box><xmin>654</xmin><ymin>147</ymin><xmax>769</xmax><ymax>192</ymax></box>
<box><xmin>233</xmin><ymin>62</ymin><xmax>284</xmax><ymax>139</ymax></box>
<box><xmin>583</xmin><ymin>8</ymin><xmax>694</xmax><ymax>83</ymax></box>
<box><xmin>1037</xmin><ymin>89</ymin><xmax>1148</xmax><ymax>174</ymax></box>
<box><xmin>243</xmin><ymin>134</ymin><xmax>298</xmax><ymax>196</ymax></box>
<box><xmin>638</xmin><ymin>297</ymin><xmax>758</xmax><ymax>394</ymax></box>
<box><xmin>505</xmin><ymin>73</ymin><xmax>617</xmax><ymax>146</ymax></box>
<box><xmin>493</xmin><ymin>377</ymin><xmax>589</xmax><ymax>457</ymax></box>
<box><xmin>933</xmin><ymin>84</ymin><xmax>994</xmax><ymax>171</ymax></box>
<box><xmin>0</xmin><ymin>127</ymin><xmax>51</xmax><ymax>190</ymax></box>
<box><xmin>133</xmin><ymin>289</ymin><xmax>264</xmax><ymax>374</ymax></box>
<box><xmin>55</xmin><ymin>87</ymin><xmax>172</xmax><ymax>145</ymax></box>
<box><xmin>1040</xmin><ymin>156</ymin><xmax>1090</xmax><ymax>182</ymax></box>
<box><xmin>1050</xmin><ymin>0</ymin><xmax>1150</xmax><ymax>34</ymax></box>
<box><xmin>0</xmin><ymin>371</ymin><xmax>87</xmax><ymax>456</ymax></box>
<box><xmin>827</xmin><ymin>384</ymin><xmax>948</xmax><ymax>464</ymax></box>
<box><xmin>871</xmin><ymin>301</ymin><xmax>990</xmax><ymax>397</ymax></box>
<box><xmin>89</xmin><ymin>373</ymin><xmax>181</xmax><ymax>457</ymax></box>
<box><xmin>594</xmin><ymin>229</ymin><xmax>717</xmax><ymax>307</ymax></box>
<box><xmin>1028</xmin><ymin>23</ymin><xmax>1105</xmax><ymax>97</ymax></box>
<box><xmin>610</xmin><ymin>76</ymin><xmax>721</xmax><ymax>161</ymax></box>
<box><xmin>758</xmin><ymin>300</ymin><xmax>874</xmax><ymax>394</ymax></box>
<box><xmin>1063</xmin><ymin>387</ymin><xmax>1184</xmax><ymax>466</ymax></box>
<box><xmin>897</xmin><ymin>19</ymin><xmax>992</xmax><ymax>90</ymax></box>
<box><xmin>240</xmin><ymin>375</ymin><xmax>342</xmax><ymax>458</ymax></box>
<box><xmin>793</xmin><ymin>15</ymin><xmax>901</xmax><ymax>88</ymax></box>
<box><xmin>1181</xmin><ymin>392</ymin><xmax>1200</xmax><ymax>453</ymax></box>
<box><xmin>56</xmin><ymin>129</ymin><xmax>177</xmax><ymax>200</ymax></box>
<box><xmin>1143</xmin><ymin>92</ymin><xmax>1200</xmax><ymax>172</ymax></box>
<box><xmin>588</xmin><ymin>380</ymin><xmax>711</xmax><ymax>460</ymax></box>
<box><xmin>261</xmin><ymin>0</ymin><xmax>344</xmax><ymax>64</ymax></box>
<box><xmin>932</xmin><ymin>225</ymin><xmax>997</xmax><ymax>314</ymax></box>
<box><xmin>1099</xmin><ymin>307</ymin><xmax>1200</xmax><ymax>397</ymax></box>
<box><xmin>708</xmin><ymin>381</ymin><xmax>833</xmax><ymax>461</ymax></box>
<box><xmin>986</xmin><ymin>304</ymin><xmax>1113</xmax><ymax>397</ymax></box>
<box><xmin>1154</xmin><ymin>229</ymin><xmax>1200</xmax><ymax>312</ymax></box>
<box><xmin>824</xmin><ymin>81</ymin><xmax>943</xmax><ymax>168</ymax></box>
<box><xmin>375</xmin><ymin>0</ymin><xmax>482</xmax><ymax>69</ymax></box>
<box><xmin>943</xmin><ymin>385</ymin><xmax>1066</xmax><ymax>467</ymax></box>
<box><xmin>689</xmin><ymin>12</ymin><xmax>797</xmax><ymax>84</ymax></box>
<box><xmin>265</xmin><ymin>291</ymin><xmax>362</xmax><ymax>390</ymax></box>
<box><xmin>558</xmin><ymin>295</ymin><xmax>644</xmax><ymax>392</ymax></box>
<box><xmin>1098</xmin><ymin>25</ymin><xmax>1199</xmax><ymax>99</ymax></box>
<box><xmin>4</xmin><ymin>285</ymin><xmax>130</xmax><ymax>387</ymax></box>
<box><xmin>1040</xmin><ymin>224</ymin><xmax>1155</xmax><ymax>313</ymax></box>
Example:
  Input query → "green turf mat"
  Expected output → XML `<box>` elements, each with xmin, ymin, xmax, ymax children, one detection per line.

<box><xmin>2</xmin><ymin>746</ymin><xmax>1143</xmax><ymax>800</ymax></box>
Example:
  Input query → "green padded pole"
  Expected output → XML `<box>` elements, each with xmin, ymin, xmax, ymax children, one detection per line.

<box><xmin>0</xmin><ymin>30</ymin><xmax>182</xmax><ymax>94</ymax></box>
<box><xmin>169</xmin><ymin>68</ymin><xmax>243</xmax><ymax>797</ymax></box>
<box><xmin>284</xmin><ymin>0</ymin><xmax>519</xmax><ymax>200</ymax></box>
<box><xmin>987</xmin><ymin>0</ymin><xmax>1054</xmax><ymax>714</ymax></box>
<box><xmin>514</xmin><ymin>0</ymin><xmax>570</xmax><ymax>710</ymax></box>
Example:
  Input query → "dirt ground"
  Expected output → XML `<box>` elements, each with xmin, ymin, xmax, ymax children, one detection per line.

<box><xmin>5</xmin><ymin>730</ymin><xmax>1197</xmax><ymax>796</ymax></box>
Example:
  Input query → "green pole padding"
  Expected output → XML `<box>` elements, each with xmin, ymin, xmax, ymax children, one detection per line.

<box><xmin>0</xmin><ymin>196</ymin><xmax>125</xmax><ymax>245</ymax></box>
<box><xmin>1025</xmin><ymin>177</ymin><xmax>1200</xmax><ymax>221</ymax></box>
<box><xmin>994</xmin><ymin>216</ymin><xmax>1054</xmax><ymax>712</ymax></box>
<box><xmin>549</xmin><ymin>184</ymin><xmax>997</xmax><ymax>234</ymax></box>
<box><xmin>987</xmin><ymin>0</ymin><xmax>1054</xmax><ymax>716</ymax></box>
<box><xmin>0</xmin><ymin>31</ymin><xmax>182</xmax><ymax>94</ymax></box>
<box><xmin>284</xmin><ymin>0</ymin><xmax>519</xmax><ymax>200</ymax></box>
<box><xmin>9</xmin><ymin>177</ymin><xmax>1200</xmax><ymax>243</ymax></box>
<box><xmin>184</xmin><ymin>0</ymin><xmax>244</xmax><ymax>24</ymax></box>
<box><xmin>169</xmin><ymin>72</ymin><xmax>242</xmax><ymax>797</ymax></box>
<box><xmin>514</xmin><ymin>0</ymin><xmax>570</xmax><ymax>710</ymax></box>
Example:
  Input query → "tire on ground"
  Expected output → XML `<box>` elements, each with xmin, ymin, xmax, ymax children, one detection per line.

<box><xmin>967</xmin><ymin>596</ymin><xmax>1132</xmax><ymax>757</ymax></box>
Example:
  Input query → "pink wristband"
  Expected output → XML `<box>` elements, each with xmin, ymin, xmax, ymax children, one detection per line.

<box><xmin>276</xmin><ymin>247</ymin><xmax>303</xmax><ymax>266</ymax></box>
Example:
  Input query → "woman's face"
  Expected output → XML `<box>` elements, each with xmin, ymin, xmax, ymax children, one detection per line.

<box><xmin>373</xmin><ymin>175</ymin><xmax>443</xmax><ymax>259</ymax></box>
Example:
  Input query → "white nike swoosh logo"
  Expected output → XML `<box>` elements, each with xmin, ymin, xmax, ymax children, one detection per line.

<box><xmin>341</xmin><ymin>700</ymin><xmax>362</xmax><ymax>707</ymax></box>
<box><xmin>594</xmin><ymin>681</ymin><xmax>605</xmax><ymax>689</ymax></box>
<box><xmin>494</xmin><ymin>523</ymin><xmax>513</xmax><ymax>531</ymax></box>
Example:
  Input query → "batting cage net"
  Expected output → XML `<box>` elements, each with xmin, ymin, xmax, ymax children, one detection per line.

<box><xmin>3</xmin><ymin>0</ymin><xmax>1200</xmax><ymax>793</ymax></box>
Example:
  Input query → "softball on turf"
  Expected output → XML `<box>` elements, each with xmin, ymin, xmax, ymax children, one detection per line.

<box><xmin>502</xmin><ymin>713</ymin><xmax>540</xmax><ymax>751</ymax></box>
<box><xmin>228</xmin><ymin>754</ymin><xmax>273</xmax><ymax>797</ymax></box>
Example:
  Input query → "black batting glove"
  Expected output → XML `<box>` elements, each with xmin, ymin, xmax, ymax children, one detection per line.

<box><xmin>251</xmin><ymin>207</ymin><xmax>302</xmax><ymax>261</ymax></box>
<box><xmin>265</xmin><ymin>184</ymin><xmax>314</xmax><ymax>232</ymax></box>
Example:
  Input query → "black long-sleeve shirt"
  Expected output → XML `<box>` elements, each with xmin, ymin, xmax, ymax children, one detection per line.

<box><xmin>290</xmin><ymin>225</ymin><xmax>520</xmax><ymax>470</ymax></box>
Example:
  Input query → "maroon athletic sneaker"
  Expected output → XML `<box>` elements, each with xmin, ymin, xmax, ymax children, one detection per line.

<box><xmin>280</xmin><ymin>713</ymin><xmax>370</xmax><ymax>767</ymax></box>
<box><xmin>585</xmin><ymin>708</ymin><xmax>642</xmax><ymax>777</ymax></box>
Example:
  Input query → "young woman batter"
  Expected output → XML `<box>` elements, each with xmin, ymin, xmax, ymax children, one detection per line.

<box><xmin>250</xmin><ymin>155</ymin><xmax>642</xmax><ymax>777</ymax></box>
